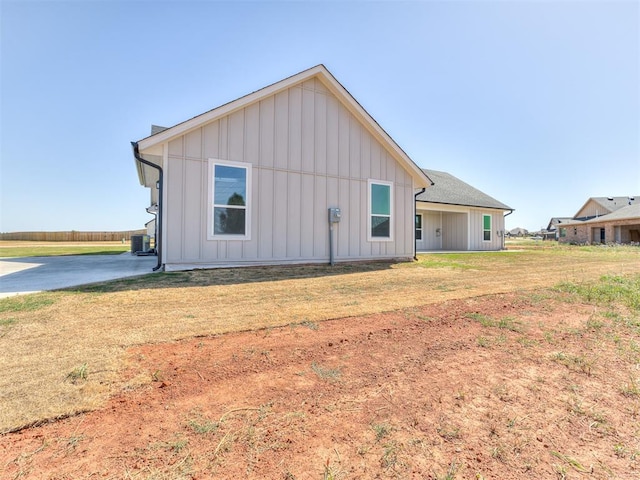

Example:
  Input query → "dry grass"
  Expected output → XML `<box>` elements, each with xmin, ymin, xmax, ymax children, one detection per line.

<box><xmin>0</xmin><ymin>244</ymin><xmax>638</xmax><ymax>433</ymax></box>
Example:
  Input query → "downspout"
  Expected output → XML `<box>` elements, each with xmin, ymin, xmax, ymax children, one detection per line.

<box><xmin>132</xmin><ymin>142</ymin><xmax>164</xmax><ymax>271</ymax></box>
<box><xmin>502</xmin><ymin>209</ymin><xmax>514</xmax><ymax>250</ymax></box>
<box><xmin>413</xmin><ymin>188</ymin><xmax>426</xmax><ymax>260</ymax></box>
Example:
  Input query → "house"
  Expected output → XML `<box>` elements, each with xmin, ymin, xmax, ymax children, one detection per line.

<box><xmin>508</xmin><ymin>227</ymin><xmax>529</xmax><ymax>237</ymax></box>
<box><xmin>544</xmin><ymin>217</ymin><xmax>572</xmax><ymax>240</ymax></box>
<box><xmin>133</xmin><ymin>65</ymin><xmax>432</xmax><ymax>271</ymax></box>
<box><xmin>556</xmin><ymin>196</ymin><xmax>640</xmax><ymax>244</ymax></box>
<box><xmin>414</xmin><ymin>170</ymin><xmax>513</xmax><ymax>251</ymax></box>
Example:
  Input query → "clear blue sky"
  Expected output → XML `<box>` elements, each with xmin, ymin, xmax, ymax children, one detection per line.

<box><xmin>1</xmin><ymin>0</ymin><xmax>638</xmax><ymax>233</ymax></box>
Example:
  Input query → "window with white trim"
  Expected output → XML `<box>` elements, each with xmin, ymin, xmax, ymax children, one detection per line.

<box><xmin>368</xmin><ymin>180</ymin><xmax>393</xmax><ymax>241</ymax></box>
<box><xmin>483</xmin><ymin>214</ymin><xmax>491</xmax><ymax>241</ymax></box>
<box><xmin>209</xmin><ymin>160</ymin><xmax>251</xmax><ymax>239</ymax></box>
<box><xmin>415</xmin><ymin>214</ymin><xmax>423</xmax><ymax>240</ymax></box>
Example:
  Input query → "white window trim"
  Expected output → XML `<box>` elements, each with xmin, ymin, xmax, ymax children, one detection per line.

<box><xmin>208</xmin><ymin>159</ymin><xmax>252</xmax><ymax>241</ymax></box>
<box><xmin>415</xmin><ymin>213</ymin><xmax>423</xmax><ymax>241</ymax></box>
<box><xmin>482</xmin><ymin>214</ymin><xmax>492</xmax><ymax>242</ymax></box>
<box><xmin>367</xmin><ymin>179</ymin><xmax>394</xmax><ymax>242</ymax></box>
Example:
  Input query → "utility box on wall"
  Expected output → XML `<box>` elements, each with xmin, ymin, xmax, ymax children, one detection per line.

<box><xmin>328</xmin><ymin>207</ymin><xmax>342</xmax><ymax>223</ymax></box>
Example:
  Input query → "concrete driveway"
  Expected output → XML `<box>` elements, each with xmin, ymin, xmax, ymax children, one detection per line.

<box><xmin>0</xmin><ymin>253</ymin><xmax>158</xmax><ymax>298</ymax></box>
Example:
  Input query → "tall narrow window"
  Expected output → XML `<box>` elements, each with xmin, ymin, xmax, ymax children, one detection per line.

<box><xmin>415</xmin><ymin>214</ymin><xmax>423</xmax><ymax>240</ymax></box>
<box><xmin>483</xmin><ymin>214</ymin><xmax>491</xmax><ymax>241</ymax></box>
<box><xmin>210</xmin><ymin>160</ymin><xmax>251</xmax><ymax>239</ymax></box>
<box><xmin>368</xmin><ymin>180</ymin><xmax>393</xmax><ymax>241</ymax></box>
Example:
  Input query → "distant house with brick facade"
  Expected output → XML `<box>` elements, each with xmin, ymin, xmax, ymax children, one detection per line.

<box><xmin>556</xmin><ymin>196</ymin><xmax>640</xmax><ymax>244</ymax></box>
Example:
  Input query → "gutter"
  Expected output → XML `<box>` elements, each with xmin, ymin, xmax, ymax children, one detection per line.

<box><xmin>502</xmin><ymin>209</ymin><xmax>514</xmax><ymax>250</ymax></box>
<box><xmin>413</xmin><ymin>187</ymin><xmax>427</xmax><ymax>260</ymax></box>
<box><xmin>131</xmin><ymin>142</ymin><xmax>164</xmax><ymax>271</ymax></box>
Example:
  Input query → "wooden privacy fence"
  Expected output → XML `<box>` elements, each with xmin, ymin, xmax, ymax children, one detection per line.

<box><xmin>0</xmin><ymin>230</ymin><xmax>146</xmax><ymax>242</ymax></box>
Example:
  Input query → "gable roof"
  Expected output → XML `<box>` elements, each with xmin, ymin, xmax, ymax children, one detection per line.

<box><xmin>563</xmin><ymin>203</ymin><xmax>640</xmax><ymax>226</ymax></box>
<box><xmin>547</xmin><ymin>217</ymin><xmax>573</xmax><ymax>230</ymax></box>
<box><xmin>575</xmin><ymin>196</ymin><xmax>640</xmax><ymax>218</ymax></box>
<box><xmin>136</xmin><ymin>64</ymin><xmax>431</xmax><ymax>187</ymax></box>
<box><xmin>415</xmin><ymin>169</ymin><xmax>513</xmax><ymax>211</ymax></box>
<box><xmin>549</xmin><ymin>217</ymin><xmax>573</xmax><ymax>225</ymax></box>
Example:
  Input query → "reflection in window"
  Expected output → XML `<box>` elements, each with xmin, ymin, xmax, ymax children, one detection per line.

<box><xmin>369</xmin><ymin>180</ymin><xmax>392</xmax><ymax>240</ymax></box>
<box><xmin>415</xmin><ymin>214</ymin><xmax>422</xmax><ymax>240</ymax></box>
<box><xmin>483</xmin><ymin>214</ymin><xmax>491</xmax><ymax>241</ymax></box>
<box><xmin>212</xmin><ymin>163</ymin><xmax>249</xmax><ymax>236</ymax></box>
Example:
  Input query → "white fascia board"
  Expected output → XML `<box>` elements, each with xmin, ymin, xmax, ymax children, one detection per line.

<box><xmin>315</xmin><ymin>70</ymin><xmax>430</xmax><ymax>188</ymax></box>
<box><xmin>137</xmin><ymin>65</ymin><xmax>328</xmax><ymax>152</ymax></box>
<box><xmin>135</xmin><ymin>65</ymin><xmax>431</xmax><ymax>188</ymax></box>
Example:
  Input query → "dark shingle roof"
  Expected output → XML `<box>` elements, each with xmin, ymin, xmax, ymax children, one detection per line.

<box><xmin>416</xmin><ymin>169</ymin><xmax>513</xmax><ymax>211</ymax></box>
<box><xmin>150</xmin><ymin>125</ymin><xmax>169</xmax><ymax>135</ymax></box>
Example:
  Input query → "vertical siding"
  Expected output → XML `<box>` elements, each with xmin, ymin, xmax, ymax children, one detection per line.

<box><xmin>273</xmin><ymin>170</ymin><xmax>288</xmax><ymax>258</ymax></box>
<box><xmin>314</xmin><ymin>92</ymin><xmax>327</xmax><ymax>175</ymax></box>
<box><xmin>288</xmin><ymin>87</ymin><xmax>302</xmax><ymax>172</ymax></box>
<box><xmin>182</xmin><ymin>159</ymin><xmax>202</xmax><ymax>260</ymax></box>
<box><xmin>468</xmin><ymin>210</ymin><xmax>504</xmax><ymax>250</ymax></box>
<box><xmin>245</xmin><ymin>103</ymin><xmax>260</xmax><ymax>166</ymax></box>
<box><xmin>202</xmin><ymin>121</ymin><xmax>219</xmax><ymax>159</ymax></box>
<box><xmin>300</xmin><ymin>174</ymin><xmax>315</xmax><ymax>257</ymax></box>
<box><xmin>314</xmin><ymin>176</ymin><xmax>328</xmax><ymax>257</ymax></box>
<box><xmin>258</xmin><ymin>169</ymin><xmax>274</xmax><ymax>258</ymax></box>
<box><xmin>577</xmin><ymin>200</ymin><xmax>607</xmax><ymax>219</ymax></box>
<box><xmin>302</xmin><ymin>87</ymin><xmax>315</xmax><ymax>173</ymax></box>
<box><xmin>161</xmin><ymin>79</ymin><xmax>418</xmax><ymax>268</ymax></box>
<box><xmin>442</xmin><ymin>213</ymin><xmax>467</xmax><ymax>250</ymax></box>
<box><xmin>274</xmin><ymin>91</ymin><xmax>288</xmax><ymax>170</ymax></box>
<box><xmin>259</xmin><ymin>98</ymin><xmax>274</xmax><ymax>168</ymax></box>
<box><xmin>421</xmin><ymin>212</ymin><xmax>442</xmax><ymax>250</ymax></box>
<box><xmin>287</xmin><ymin>173</ymin><xmax>302</xmax><ymax>258</ymax></box>
<box><xmin>166</xmin><ymin>138</ymin><xmax>184</xmax><ymax>263</ymax></box>
<box><xmin>337</xmin><ymin>178</ymin><xmax>350</xmax><ymax>256</ymax></box>
<box><xmin>326</xmin><ymin>95</ymin><xmax>339</xmax><ymax>177</ymax></box>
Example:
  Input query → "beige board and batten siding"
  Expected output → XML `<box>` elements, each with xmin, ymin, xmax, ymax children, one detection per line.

<box><xmin>576</xmin><ymin>199</ymin><xmax>610</xmax><ymax>219</ymax></box>
<box><xmin>417</xmin><ymin>207</ymin><xmax>468</xmax><ymax>251</ymax></box>
<box><xmin>416</xmin><ymin>206</ymin><xmax>505</xmax><ymax>251</ymax></box>
<box><xmin>418</xmin><ymin>212</ymin><xmax>442</xmax><ymax>250</ymax></box>
<box><xmin>161</xmin><ymin>78</ymin><xmax>416</xmax><ymax>269</ymax></box>
<box><xmin>441</xmin><ymin>212</ymin><xmax>468</xmax><ymax>250</ymax></box>
<box><xmin>468</xmin><ymin>209</ymin><xmax>504</xmax><ymax>251</ymax></box>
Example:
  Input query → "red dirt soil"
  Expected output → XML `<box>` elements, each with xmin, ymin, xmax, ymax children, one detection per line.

<box><xmin>1</xmin><ymin>293</ymin><xmax>639</xmax><ymax>479</ymax></box>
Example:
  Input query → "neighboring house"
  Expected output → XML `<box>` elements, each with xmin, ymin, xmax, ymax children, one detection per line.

<box><xmin>414</xmin><ymin>170</ymin><xmax>513</xmax><ymax>251</ymax></box>
<box><xmin>545</xmin><ymin>217</ymin><xmax>572</xmax><ymax>240</ymax></box>
<box><xmin>556</xmin><ymin>196</ymin><xmax>640</xmax><ymax>244</ymax></box>
<box><xmin>508</xmin><ymin>227</ymin><xmax>529</xmax><ymax>237</ymax></box>
<box><xmin>133</xmin><ymin>65</ymin><xmax>432</xmax><ymax>271</ymax></box>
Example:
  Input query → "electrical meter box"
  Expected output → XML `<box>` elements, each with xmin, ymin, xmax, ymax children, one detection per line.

<box><xmin>328</xmin><ymin>207</ymin><xmax>342</xmax><ymax>223</ymax></box>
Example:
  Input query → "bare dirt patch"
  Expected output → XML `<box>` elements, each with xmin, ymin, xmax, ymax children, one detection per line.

<box><xmin>2</xmin><ymin>291</ymin><xmax>639</xmax><ymax>479</ymax></box>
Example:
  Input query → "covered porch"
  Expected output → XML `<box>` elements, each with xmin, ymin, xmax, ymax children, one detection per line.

<box><xmin>415</xmin><ymin>208</ymin><xmax>469</xmax><ymax>251</ymax></box>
